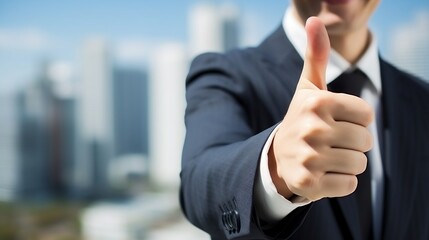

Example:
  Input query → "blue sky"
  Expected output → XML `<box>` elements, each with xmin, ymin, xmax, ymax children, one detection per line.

<box><xmin>1</xmin><ymin>0</ymin><xmax>428</xmax><ymax>93</ymax></box>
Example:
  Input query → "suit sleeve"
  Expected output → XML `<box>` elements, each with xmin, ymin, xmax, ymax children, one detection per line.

<box><xmin>180</xmin><ymin>53</ymin><xmax>309</xmax><ymax>239</ymax></box>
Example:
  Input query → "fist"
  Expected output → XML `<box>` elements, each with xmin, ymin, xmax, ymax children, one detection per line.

<box><xmin>270</xmin><ymin>17</ymin><xmax>374</xmax><ymax>202</ymax></box>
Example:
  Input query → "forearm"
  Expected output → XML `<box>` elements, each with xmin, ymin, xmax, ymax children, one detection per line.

<box><xmin>180</xmin><ymin>126</ymin><xmax>275</xmax><ymax>238</ymax></box>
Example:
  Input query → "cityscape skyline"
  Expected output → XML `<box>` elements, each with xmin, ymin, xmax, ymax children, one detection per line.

<box><xmin>0</xmin><ymin>1</ymin><xmax>243</xmax><ymax>203</ymax></box>
<box><xmin>0</xmin><ymin>1</ymin><xmax>428</xmax><ymax>239</ymax></box>
<box><xmin>1</xmin><ymin>0</ymin><xmax>429</xmax><ymax>95</ymax></box>
<box><xmin>1</xmin><ymin>0</ymin><xmax>429</xmax><ymax>200</ymax></box>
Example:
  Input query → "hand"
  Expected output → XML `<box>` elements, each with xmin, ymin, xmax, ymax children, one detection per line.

<box><xmin>269</xmin><ymin>17</ymin><xmax>374</xmax><ymax>202</ymax></box>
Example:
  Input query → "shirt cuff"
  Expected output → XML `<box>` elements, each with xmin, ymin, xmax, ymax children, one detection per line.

<box><xmin>255</xmin><ymin>123</ymin><xmax>310</xmax><ymax>222</ymax></box>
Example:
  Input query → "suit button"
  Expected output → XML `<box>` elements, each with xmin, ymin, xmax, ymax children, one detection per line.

<box><xmin>221</xmin><ymin>211</ymin><xmax>229</xmax><ymax>231</ymax></box>
<box><xmin>232</xmin><ymin>209</ymin><xmax>241</xmax><ymax>233</ymax></box>
<box><xmin>224</xmin><ymin>209</ymin><xmax>241</xmax><ymax>234</ymax></box>
<box><xmin>219</xmin><ymin>200</ymin><xmax>241</xmax><ymax>234</ymax></box>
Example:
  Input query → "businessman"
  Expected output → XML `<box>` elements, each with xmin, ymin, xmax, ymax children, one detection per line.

<box><xmin>181</xmin><ymin>0</ymin><xmax>429</xmax><ymax>239</ymax></box>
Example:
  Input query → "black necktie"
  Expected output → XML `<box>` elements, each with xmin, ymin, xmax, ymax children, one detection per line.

<box><xmin>328</xmin><ymin>69</ymin><xmax>373</xmax><ymax>240</ymax></box>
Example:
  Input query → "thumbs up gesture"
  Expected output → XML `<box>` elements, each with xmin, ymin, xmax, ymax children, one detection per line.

<box><xmin>269</xmin><ymin>17</ymin><xmax>374</xmax><ymax>201</ymax></box>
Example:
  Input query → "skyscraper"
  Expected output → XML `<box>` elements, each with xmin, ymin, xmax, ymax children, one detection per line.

<box><xmin>15</xmin><ymin>63</ymin><xmax>56</xmax><ymax>200</ymax></box>
<box><xmin>148</xmin><ymin>43</ymin><xmax>187</xmax><ymax>189</ymax></box>
<box><xmin>110</xmin><ymin>68</ymin><xmax>149</xmax><ymax>190</ymax></box>
<box><xmin>189</xmin><ymin>3</ymin><xmax>240</xmax><ymax>57</ymax></box>
<box><xmin>0</xmin><ymin>61</ymin><xmax>79</xmax><ymax>201</ymax></box>
<box><xmin>113</xmin><ymin>68</ymin><xmax>148</xmax><ymax>157</ymax></box>
<box><xmin>220</xmin><ymin>4</ymin><xmax>240</xmax><ymax>52</ymax></box>
<box><xmin>74</xmin><ymin>38</ymin><xmax>114</xmax><ymax>197</ymax></box>
<box><xmin>0</xmin><ymin>93</ymin><xmax>19</xmax><ymax>201</ymax></box>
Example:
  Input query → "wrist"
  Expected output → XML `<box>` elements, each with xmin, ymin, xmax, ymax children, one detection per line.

<box><xmin>268</xmin><ymin>144</ymin><xmax>295</xmax><ymax>199</ymax></box>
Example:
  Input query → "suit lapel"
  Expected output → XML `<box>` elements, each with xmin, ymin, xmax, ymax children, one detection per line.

<box><xmin>258</xmin><ymin>25</ymin><xmax>303</xmax><ymax>90</ymax></box>
<box><xmin>329</xmin><ymin>58</ymin><xmax>427</xmax><ymax>240</ymax></box>
<box><xmin>331</xmin><ymin>58</ymin><xmax>426</xmax><ymax>240</ymax></box>
<box><xmin>379</xmin><ymin>59</ymin><xmax>423</xmax><ymax>240</ymax></box>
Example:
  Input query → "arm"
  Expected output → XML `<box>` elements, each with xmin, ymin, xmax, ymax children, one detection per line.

<box><xmin>180</xmin><ymin>51</ymin><xmax>314</xmax><ymax>239</ymax></box>
<box><xmin>180</xmin><ymin>52</ymin><xmax>282</xmax><ymax>238</ymax></box>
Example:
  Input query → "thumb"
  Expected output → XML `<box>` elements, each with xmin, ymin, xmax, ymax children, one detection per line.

<box><xmin>298</xmin><ymin>17</ymin><xmax>330</xmax><ymax>90</ymax></box>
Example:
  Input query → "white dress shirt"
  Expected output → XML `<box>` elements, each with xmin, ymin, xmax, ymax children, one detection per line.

<box><xmin>255</xmin><ymin>7</ymin><xmax>384</xmax><ymax>238</ymax></box>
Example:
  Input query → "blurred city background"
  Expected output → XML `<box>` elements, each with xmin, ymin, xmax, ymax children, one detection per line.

<box><xmin>0</xmin><ymin>0</ymin><xmax>428</xmax><ymax>239</ymax></box>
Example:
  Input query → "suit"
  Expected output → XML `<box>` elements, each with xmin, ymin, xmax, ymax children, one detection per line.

<box><xmin>180</xmin><ymin>25</ymin><xmax>429</xmax><ymax>239</ymax></box>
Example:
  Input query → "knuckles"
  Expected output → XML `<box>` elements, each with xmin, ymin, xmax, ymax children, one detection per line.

<box><xmin>298</xmin><ymin>146</ymin><xmax>320</xmax><ymax>170</ymax></box>
<box><xmin>289</xmin><ymin>170</ymin><xmax>316</xmax><ymax>194</ymax></box>
<box><xmin>302</xmin><ymin>93</ymin><xmax>333</xmax><ymax>114</ymax></box>
<box><xmin>359</xmin><ymin>104</ymin><xmax>375</xmax><ymax>127</ymax></box>
<box><xmin>300</xmin><ymin>116</ymin><xmax>331</xmax><ymax>145</ymax></box>
<box><xmin>289</xmin><ymin>150</ymin><xmax>321</xmax><ymax>192</ymax></box>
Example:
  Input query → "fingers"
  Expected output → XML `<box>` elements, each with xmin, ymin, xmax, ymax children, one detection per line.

<box><xmin>329</xmin><ymin>93</ymin><xmax>374</xmax><ymax>127</ymax></box>
<box><xmin>307</xmin><ymin>148</ymin><xmax>368</xmax><ymax>176</ymax></box>
<box><xmin>300</xmin><ymin>93</ymin><xmax>374</xmax><ymax>152</ymax></box>
<box><xmin>329</xmin><ymin>121</ymin><xmax>373</xmax><ymax>152</ymax></box>
<box><xmin>286</xmin><ymin>167</ymin><xmax>360</xmax><ymax>201</ymax></box>
<box><xmin>297</xmin><ymin>16</ymin><xmax>330</xmax><ymax>91</ymax></box>
<box><xmin>318</xmin><ymin>173</ymin><xmax>358</xmax><ymax>198</ymax></box>
<box><xmin>301</xmin><ymin>91</ymin><xmax>374</xmax><ymax>128</ymax></box>
<box><xmin>300</xmin><ymin>118</ymin><xmax>372</xmax><ymax>153</ymax></box>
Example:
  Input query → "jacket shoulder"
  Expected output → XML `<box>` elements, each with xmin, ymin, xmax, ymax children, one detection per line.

<box><xmin>381</xmin><ymin>59</ymin><xmax>429</xmax><ymax>95</ymax></box>
<box><xmin>187</xmin><ymin>48</ymin><xmax>263</xmax><ymax>81</ymax></box>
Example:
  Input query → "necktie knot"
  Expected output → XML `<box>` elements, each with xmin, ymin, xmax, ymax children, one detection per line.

<box><xmin>329</xmin><ymin>69</ymin><xmax>369</xmax><ymax>97</ymax></box>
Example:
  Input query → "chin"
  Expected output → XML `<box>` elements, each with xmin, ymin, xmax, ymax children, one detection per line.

<box><xmin>318</xmin><ymin>13</ymin><xmax>356</xmax><ymax>34</ymax></box>
<box><xmin>327</xmin><ymin>22</ymin><xmax>359</xmax><ymax>35</ymax></box>
<box><xmin>318</xmin><ymin>11</ymin><xmax>343</xmax><ymax>25</ymax></box>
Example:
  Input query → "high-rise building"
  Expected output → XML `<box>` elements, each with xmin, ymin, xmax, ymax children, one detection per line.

<box><xmin>0</xmin><ymin>93</ymin><xmax>20</xmax><ymax>201</ymax></box>
<box><xmin>113</xmin><ymin>68</ymin><xmax>148</xmax><ymax>157</ymax></box>
<box><xmin>220</xmin><ymin>4</ymin><xmax>240</xmax><ymax>52</ymax></box>
<box><xmin>15</xmin><ymin>64</ymin><xmax>55</xmax><ymax>200</ymax></box>
<box><xmin>189</xmin><ymin>3</ymin><xmax>240</xmax><ymax>57</ymax></box>
<box><xmin>55</xmin><ymin>96</ymin><xmax>77</xmax><ymax>197</ymax></box>
<box><xmin>110</xmin><ymin>68</ymin><xmax>149</xmax><ymax>190</ymax></box>
<box><xmin>148</xmin><ymin>43</ymin><xmax>187</xmax><ymax>189</ymax></box>
<box><xmin>74</xmin><ymin>38</ymin><xmax>114</xmax><ymax>198</ymax></box>
<box><xmin>0</xmin><ymin>61</ymin><xmax>79</xmax><ymax>201</ymax></box>
<box><xmin>47</xmin><ymin>64</ymin><xmax>77</xmax><ymax>197</ymax></box>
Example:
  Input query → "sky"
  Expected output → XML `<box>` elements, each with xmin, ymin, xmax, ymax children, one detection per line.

<box><xmin>1</xmin><ymin>0</ymin><xmax>428</xmax><ymax>93</ymax></box>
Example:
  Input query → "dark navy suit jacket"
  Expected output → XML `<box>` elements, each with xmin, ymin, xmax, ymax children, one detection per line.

<box><xmin>180</xmin><ymin>26</ymin><xmax>429</xmax><ymax>239</ymax></box>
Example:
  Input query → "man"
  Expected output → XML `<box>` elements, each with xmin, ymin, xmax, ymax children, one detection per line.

<box><xmin>180</xmin><ymin>0</ymin><xmax>429</xmax><ymax>239</ymax></box>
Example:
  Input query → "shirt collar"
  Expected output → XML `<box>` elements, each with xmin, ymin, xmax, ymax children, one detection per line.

<box><xmin>282</xmin><ymin>7</ymin><xmax>382</xmax><ymax>93</ymax></box>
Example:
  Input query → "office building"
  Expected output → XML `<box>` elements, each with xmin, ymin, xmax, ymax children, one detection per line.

<box><xmin>15</xmin><ymin>64</ymin><xmax>56</xmax><ymax>200</ymax></box>
<box><xmin>148</xmin><ymin>43</ymin><xmax>187</xmax><ymax>189</ymax></box>
<box><xmin>220</xmin><ymin>3</ymin><xmax>240</xmax><ymax>52</ymax></box>
<box><xmin>0</xmin><ymin>61</ymin><xmax>79</xmax><ymax>201</ymax></box>
<box><xmin>113</xmin><ymin>68</ymin><xmax>148</xmax><ymax>157</ymax></box>
<box><xmin>189</xmin><ymin>3</ymin><xmax>240</xmax><ymax>57</ymax></box>
<box><xmin>0</xmin><ymin>93</ymin><xmax>20</xmax><ymax>201</ymax></box>
<box><xmin>110</xmin><ymin>68</ymin><xmax>149</xmax><ymax>190</ymax></box>
<box><xmin>74</xmin><ymin>38</ymin><xmax>115</xmax><ymax>197</ymax></box>
<box><xmin>47</xmin><ymin>63</ymin><xmax>78</xmax><ymax>197</ymax></box>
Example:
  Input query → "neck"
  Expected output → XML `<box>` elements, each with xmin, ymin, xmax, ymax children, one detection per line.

<box><xmin>329</xmin><ymin>27</ymin><xmax>371</xmax><ymax>64</ymax></box>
